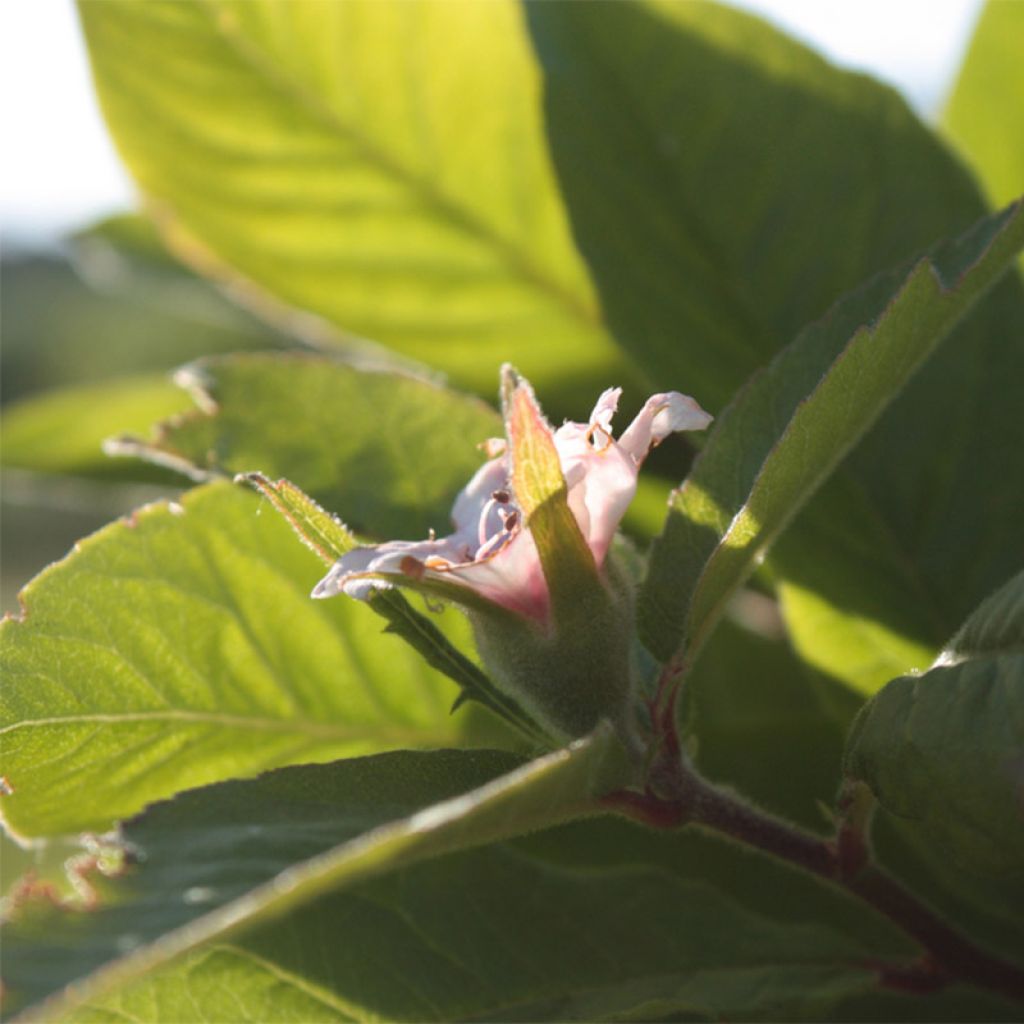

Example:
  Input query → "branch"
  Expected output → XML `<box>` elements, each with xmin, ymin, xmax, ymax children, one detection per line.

<box><xmin>602</xmin><ymin>766</ymin><xmax>1024</xmax><ymax>1003</ymax></box>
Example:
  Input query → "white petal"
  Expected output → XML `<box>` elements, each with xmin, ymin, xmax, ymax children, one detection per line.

<box><xmin>618</xmin><ymin>391</ymin><xmax>712</xmax><ymax>464</ymax></box>
<box><xmin>450</xmin><ymin>456</ymin><xmax>509</xmax><ymax>535</ymax></box>
<box><xmin>589</xmin><ymin>387</ymin><xmax>621</xmax><ymax>433</ymax></box>
<box><xmin>311</xmin><ymin>535</ymin><xmax>468</xmax><ymax>600</ymax></box>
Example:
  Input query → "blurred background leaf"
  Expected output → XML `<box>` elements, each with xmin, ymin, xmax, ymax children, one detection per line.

<box><xmin>944</xmin><ymin>0</ymin><xmax>1024</xmax><ymax>218</ymax></box>
<box><xmin>0</xmin><ymin>229</ymin><xmax>285</xmax><ymax>614</ymax></box>
<box><xmin>3</xmin><ymin>376</ymin><xmax>188</xmax><ymax>481</ymax></box>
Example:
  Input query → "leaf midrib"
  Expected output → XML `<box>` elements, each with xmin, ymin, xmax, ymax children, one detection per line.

<box><xmin>0</xmin><ymin>711</ymin><xmax>455</xmax><ymax>745</ymax></box>
<box><xmin>196</xmin><ymin>0</ymin><xmax>601</xmax><ymax>333</ymax></box>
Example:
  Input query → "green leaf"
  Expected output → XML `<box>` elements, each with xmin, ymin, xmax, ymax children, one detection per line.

<box><xmin>5</xmin><ymin>731</ymin><xmax>634</xmax><ymax>1019</ymax></box>
<box><xmin>944</xmin><ymin>1</ymin><xmax>1024</xmax><ymax>214</ymax></box>
<box><xmin>844</xmin><ymin>570</ymin><xmax>1024</xmax><ymax>878</ymax></box>
<box><xmin>0</xmin><ymin>481</ymin><xmax>497</xmax><ymax>839</ymax></box>
<box><xmin>20</xmin><ymin>843</ymin><xmax>881</xmax><ymax>1023</ymax></box>
<box><xmin>107</xmin><ymin>352</ymin><xmax>503</xmax><ymax>540</ymax></box>
<box><xmin>0</xmin><ymin>376</ymin><xmax>189</xmax><ymax>480</ymax></box>
<box><xmin>237</xmin><ymin>472</ymin><xmax>355</xmax><ymax>562</ymax></box>
<box><xmin>526</xmin><ymin>0</ymin><xmax>1024</xmax><ymax>696</ymax></box>
<box><xmin>6</xmin><ymin>749</ymin><xmax>891</xmax><ymax>1023</ymax></box>
<box><xmin>640</xmin><ymin>202</ymin><xmax>1024</xmax><ymax>665</ymax></box>
<box><xmin>75</xmin><ymin>0</ymin><xmax>634</xmax><ymax>404</ymax></box>
<box><xmin>525</xmin><ymin>0</ymin><xmax>998</xmax><ymax>409</ymax></box>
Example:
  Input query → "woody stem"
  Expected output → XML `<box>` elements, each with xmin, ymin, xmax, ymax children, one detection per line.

<box><xmin>601</xmin><ymin>758</ymin><xmax>1024</xmax><ymax>1003</ymax></box>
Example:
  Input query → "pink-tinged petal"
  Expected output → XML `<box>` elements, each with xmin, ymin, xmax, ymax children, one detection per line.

<box><xmin>573</xmin><ymin>442</ymin><xmax>639</xmax><ymax>564</ymax></box>
<box><xmin>443</xmin><ymin>530</ymin><xmax>548</xmax><ymax>621</ymax></box>
<box><xmin>312</xmin><ymin>524</ymin><xmax>548</xmax><ymax>620</ymax></box>
<box><xmin>617</xmin><ymin>391</ymin><xmax>713</xmax><ymax>464</ymax></box>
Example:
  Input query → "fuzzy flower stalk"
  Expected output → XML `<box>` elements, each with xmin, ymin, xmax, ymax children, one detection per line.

<box><xmin>314</xmin><ymin>366</ymin><xmax>712</xmax><ymax>747</ymax></box>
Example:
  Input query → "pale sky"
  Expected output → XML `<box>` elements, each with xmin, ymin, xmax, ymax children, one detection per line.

<box><xmin>0</xmin><ymin>0</ymin><xmax>983</xmax><ymax>239</ymax></box>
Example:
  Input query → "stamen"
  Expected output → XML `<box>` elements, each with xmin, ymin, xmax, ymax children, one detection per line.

<box><xmin>423</xmin><ymin>556</ymin><xmax>451</xmax><ymax>570</ymax></box>
<box><xmin>476</xmin><ymin>530</ymin><xmax>513</xmax><ymax>560</ymax></box>
<box><xmin>491</xmin><ymin>489</ymin><xmax>510</xmax><ymax>503</ymax></box>
<box><xmin>399</xmin><ymin>556</ymin><xmax>426</xmax><ymax>579</ymax></box>
<box><xmin>477</xmin><ymin>496</ymin><xmax>500</xmax><ymax>547</ymax></box>
<box><xmin>478</xmin><ymin>437</ymin><xmax>506</xmax><ymax>458</ymax></box>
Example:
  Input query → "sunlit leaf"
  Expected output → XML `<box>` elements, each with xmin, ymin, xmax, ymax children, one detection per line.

<box><xmin>0</xmin><ymin>482</ymin><xmax>495</xmax><ymax>838</ymax></box>
<box><xmin>76</xmin><ymin>0</ymin><xmax>635</xmax><ymax>406</ymax></box>
<box><xmin>107</xmin><ymin>352</ymin><xmax>503</xmax><ymax>540</ymax></box>
<box><xmin>944</xmin><ymin>1</ymin><xmax>1024</xmax><ymax>215</ymax></box>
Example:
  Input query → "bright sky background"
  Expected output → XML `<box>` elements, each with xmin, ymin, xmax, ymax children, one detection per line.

<box><xmin>0</xmin><ymin>0</ymin><xmax>983</xmax><ymax>240</ymax></box>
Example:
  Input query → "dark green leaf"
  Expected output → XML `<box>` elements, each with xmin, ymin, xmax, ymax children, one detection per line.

<box><xmin>25</xmin><ymin>842</ymin><xmax>882</xmax><ymax>1023</ymax></box>
<box><xmin>682</xmin><ymin>614</ymin><xmax>860</xmax><ymax>829</ymax></box>
<box><xmin>525</xmin><ymin>0</ymin><xmax>996</xmax><ymax>408</ymax></box>
<box><xmin>844</xmin><ymin>571</ymin><xmax>1024</xmax><ymax>878</ymax></box>
<box><xmin>527</xmin><ymin>0</ymin><xmax>1024</xmax><ymax>695</ymax></box>
<box><xmin>5</xmin><ymin>733</ymin><xmax>633</xmax><ymax>1019</ymax></box>
<box><xmin>640</xmin><ymin>202</ymin><xmax>1024</xmax><ymax>665</ymax></box>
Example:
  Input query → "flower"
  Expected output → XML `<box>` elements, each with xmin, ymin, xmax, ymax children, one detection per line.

<box><xmin>312</xmin><ymin>379</ymin><xmax>712</xmax><ymax>623</ymax></box>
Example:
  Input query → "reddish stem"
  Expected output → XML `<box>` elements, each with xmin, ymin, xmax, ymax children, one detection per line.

<box><xmin>601</xmin><ymin>769</ymin><xmax>1024</xmax><ymax>1004</ymax></box>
